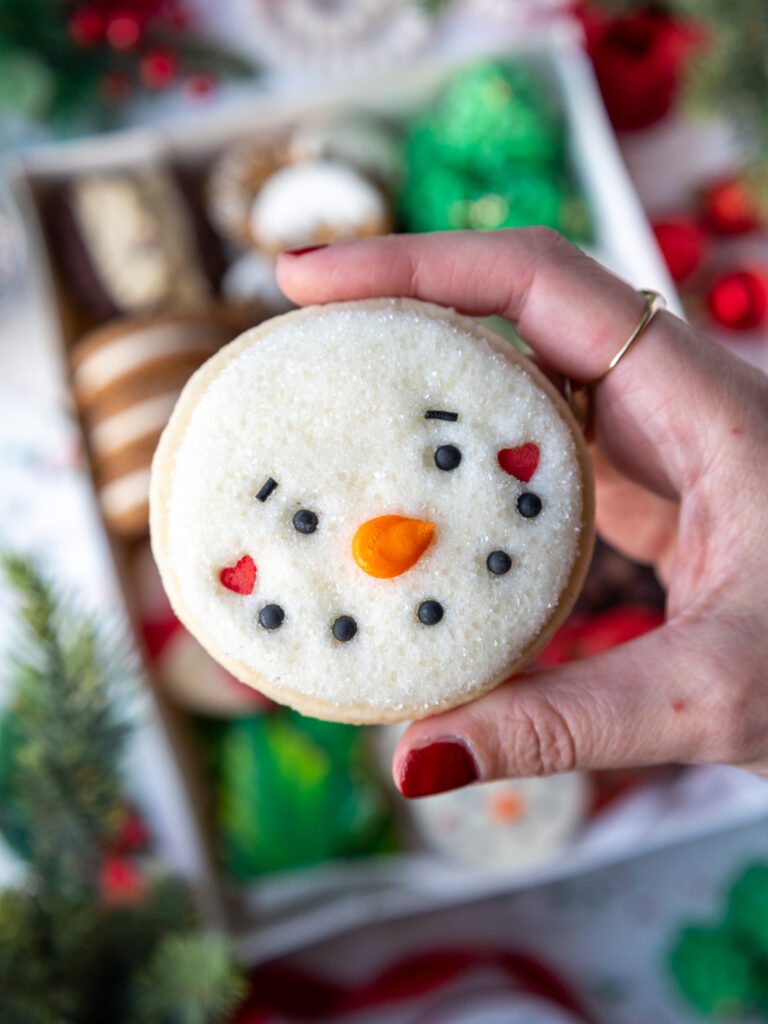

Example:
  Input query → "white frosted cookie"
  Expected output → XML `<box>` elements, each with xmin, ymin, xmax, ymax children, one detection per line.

<box><xmin>406</xmin><ymin>772</ymin><xmax>587</xmax><ymax>870</ymax></box>
<box><xmin>249</xmin><ymin>159</ymin><xmax>391</xmax><ymax>255</ymax></box>
<box><xmin>150</xmin><ymin>299</ymin><xmax>594</xmax><ymax>723</ymax></box>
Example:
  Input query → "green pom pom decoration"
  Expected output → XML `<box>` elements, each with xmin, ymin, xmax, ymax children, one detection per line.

<box><xmin>669</xmin><ymin>925</ymin><xmax>754</xmax><ymax>1017</ymax></box>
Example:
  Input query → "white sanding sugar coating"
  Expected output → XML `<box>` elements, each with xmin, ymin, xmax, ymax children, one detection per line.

<box><xmin>163</xmin><ymin>304</ymin><xmax>584</xmax><ymax>714</ymax></box>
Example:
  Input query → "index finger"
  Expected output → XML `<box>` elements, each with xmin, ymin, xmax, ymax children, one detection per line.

<box><xmin>279</xmin><ymin>229</ymin><xmax>647</xmax><ymax>381</ymax></box>
<box><xmin>276</xmin><ymin>229</ymin><xmax>741</xmax><ymax>498</ymax></box>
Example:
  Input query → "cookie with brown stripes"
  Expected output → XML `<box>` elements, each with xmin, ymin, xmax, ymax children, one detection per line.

<box><xmin>71</xmin><ymin>308</ymin><xmax>248</xmax><ymax>537</ymax></box>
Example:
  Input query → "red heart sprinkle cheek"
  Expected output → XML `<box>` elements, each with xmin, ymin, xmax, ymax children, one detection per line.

<box><xmin>498</xmin><ymin>443</ymin><xmax>540</xmax><ymax>482</ymax></box>
<box><xmin>219</xmin><ymin>555</ymin><xmax>256</xmax><ymax>595</ymax></box>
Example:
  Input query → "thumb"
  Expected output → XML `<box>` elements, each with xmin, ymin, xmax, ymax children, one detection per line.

<box><xmin>393</xmin><ymin>622</ymin><xmax>734</xmax><ymax>797</ymax></box>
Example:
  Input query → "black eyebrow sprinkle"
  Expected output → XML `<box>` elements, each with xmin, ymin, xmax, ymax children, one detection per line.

<box><xmin>425</xmin><ymin>410</ymin><xmax>459</xmax><ymax>421</ymax></box>
<box><xmin>256</xmin><ymin>477</ymin><xmax>278</xmax><ymax>502</ymax></box>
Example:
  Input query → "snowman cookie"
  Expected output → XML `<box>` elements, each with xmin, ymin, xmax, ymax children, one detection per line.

<box><xmin>150</xmin><ymin>299</ymin><xmax>594</xmax><ymax>723</ymax></box>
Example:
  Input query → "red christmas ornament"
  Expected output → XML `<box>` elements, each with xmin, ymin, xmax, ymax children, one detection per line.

<box><xmin>140</xmin><ymin>48</ymin><xmax>179</xmax><ymax>89</ymax></box>
<box><xmin>707</xmin><ymin>270</ymin><xmax>768</xmax><ymax>332</ymax></box>
<box><xmin>702</xmin><ymin>178</ymin><xmax>762</xmax><ymax>235</ymax></box>
<box><xmin>652</xmin><ymin>217</ymin><xmax>709</xmax><ymax>283</ymax></box>
<box><xmin>579</xmin><ymin>5</ymin><xmax>702</xmax><ymax>131</ymax></box>
<box><xmin>105</xmin><ymin>10</ymin><xmax>142</xmax><ymax>50</ymax></box>
<box><xmin>100</xmin><ymin>856</ymin><xmax>145</xmax><ymax>905</ymax></box>
<box><xmin>68</xmin><ymin>6</ymin><xmax>104</xmax><ymax>47</ymax></box>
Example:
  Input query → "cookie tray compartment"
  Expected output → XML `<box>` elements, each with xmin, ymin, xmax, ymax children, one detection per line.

<box><xmin>9</xmin><ymin>20</ymin><xmax>768</xmax><ymax>962</ymax></box>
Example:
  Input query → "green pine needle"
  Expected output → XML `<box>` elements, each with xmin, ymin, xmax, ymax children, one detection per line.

<box><xmin>133</xmin><ymin>933</ymin><xmax>247</xmax><ymax>1024</ymax></box>
<box><xmin>0</xmin><ymin>556</ymin><xmax>247</xmax><ymax>1023</ymax></box>
<box><xmin>2</xmin><ymin>554</ymin><xmax>134</xmax><ymax>893</ymax></box>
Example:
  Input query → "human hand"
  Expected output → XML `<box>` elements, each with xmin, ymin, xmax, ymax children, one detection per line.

<box><xmin>277</xmin><ymin>229</ymin><xmax>768</xmax><ymax>795</ymax></box>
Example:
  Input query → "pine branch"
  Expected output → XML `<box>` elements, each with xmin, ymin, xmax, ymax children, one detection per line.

<box><xmin>0</xmin><ymin>557</ymin><xmax>247</xmax><ymax>1022</ymax></box>
<box><xmin>133</xmin><ymin>933</ymin><xmax>247</xmax><ymax>1024</ymax></box>
<box><xmin>2</xmin><ymin>554</ymin><xmax>134</xmax><ymax>895</ymax></box>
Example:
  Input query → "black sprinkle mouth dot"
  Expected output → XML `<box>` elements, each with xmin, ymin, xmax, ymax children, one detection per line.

<box><xmin>434</xmin><ymin>444</ymin><xmax>462</xmax><ymax>471</ymax></box>
<box><xmin>425</xmin><ymin>410</ymin><xmax>458</xmax><ymax>421</ymax></box>
<box><xmin>293</xmin><ymin>509</ymin><xmax>319</xmax><ymax>534</ymax></box>
<box><xmin>487</xmin><ymin>550</ymin><xmax>512</xmax><ymax>575</ymax></box>
<box><xmin>417</xmin><ymin>600</ymin><xmax>444</xmax><ymax>625</ymax></box>
<box><xmin>256</xmin><ymin>477</ymin><xmax>278</xmax><ymax>502</ymax></box>
<box><xmin>332</xmin><ymin>615</ymin><xmax>357</xmax><ymax>642</ymax></box>
<box><xmin>259</xmin><ymin>604</ymin><xmax>284</xmax><ymax>630</ymax></box>
<box><xmin>517</xmin><ymin>492</ymin><xmax>542</xmax><ymax>518</ymax></box>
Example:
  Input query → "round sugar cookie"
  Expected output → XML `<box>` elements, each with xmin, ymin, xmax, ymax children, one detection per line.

<box><xmin>150</xmin><ymin>298</ymin><xmax>594</xmax><ymax>724</ymax></box>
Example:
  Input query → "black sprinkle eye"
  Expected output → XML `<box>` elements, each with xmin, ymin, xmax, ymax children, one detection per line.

<box><xmin>487</xmin><ymin>550</ymin><xmax>512</xmax><ymax>575</ymax></box>
<box><xmin>259</xmin><ymin>604</ymin><xmax>284</xmax><ymax>630</ymax></box>
<box><xmin>332</xmin><ymin>615</ymin><xmax>357</xmax><ymax>642</ymax></box>
<box><xmin>517</xmin><ymin>492</ymin><xmax>542</xmax><ymax>518</ymax></box>
<box><xmin>293</xmin><ymin>509</ymin><xmax>319</xmax><ymax>534</ymax></box>
<box><xmin>417</xmin><ymin>600</ymin><xmax>444</xmax><ymax>625</ymax></box>
<box><xmin>434</xmin><ymin>444</ymin><xmax>462</xmax><ymax>471</ymax></box>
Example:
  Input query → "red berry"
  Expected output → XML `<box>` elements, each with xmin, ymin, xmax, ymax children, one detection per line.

<box><xmin>105</xmin><ymin>11</ymin><xmax>142</xmax><ymax>50</ymax></box>
<box><xmin>113</xmin><ymin>807</ymin><xmax>149</xmax><ymax>854</ymax></box>
<box><xmin>140</xmin><ymin>48</ymin><xmax>178</xmax><ymax>89</ymax></box>
<box><xmin>100</xmin><ymin>856</ymin><xmax>144</xmax><ymax>905</ymax></box>
<box><xmin>703</xmin><ymin>179</ymin><xmax>761</xmax><ymax>235</ymax></box>
<box><xmin>652</xmin><ymin>217</ymin><xmax>709</xmax><ymax>283</ymax></box>
<box><xmin>68</xmin><ymin>6</ymin><xmax>104</xmax><ymax>46</ymax></box>
<box><xmin>707</xmin><ymin>270</ymin><xmax>768</xmax><ymax>331</ymax></box>
<box><xmin>185</xmin><ymin>74</ymin><xmax>216</xmax><ymax>98</ymax></box>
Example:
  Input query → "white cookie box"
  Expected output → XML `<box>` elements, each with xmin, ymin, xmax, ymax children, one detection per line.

<box><xmin>5</xmin><ymin>21</ymin><xmax>768</xmax><ymax>963</ymax></box>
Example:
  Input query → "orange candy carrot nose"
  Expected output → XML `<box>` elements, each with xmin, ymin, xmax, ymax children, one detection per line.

<box><xmin>353</xmin><ymin>515</ymin><xmax>435</xmax><ymax>579</ymax></box>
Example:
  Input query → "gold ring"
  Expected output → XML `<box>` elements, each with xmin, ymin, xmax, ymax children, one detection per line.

<box><xmin>592</xmin><ymin>288</ymin><xmax>666</xmax><ymax>385</ymax></box>
<box><xmin>565</xmin><ymin>288</ymin><xmax>666</xmax><ymax>431</ymax></box>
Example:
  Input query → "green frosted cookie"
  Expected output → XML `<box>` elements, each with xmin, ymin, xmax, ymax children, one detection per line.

<box><xmin>210</xmin><ymin>711</ymin><xmax>397</xmax><ymax>879</ymax></box>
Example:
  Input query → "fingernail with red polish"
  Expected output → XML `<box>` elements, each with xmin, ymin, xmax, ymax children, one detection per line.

<box><xmin>282</xmin><ymin>244</ymin><xmax>329</xmax><ymax>257</ymax></box>
<box><xmin>399</xmin><ymin>739</ymin><xmax>479</xmax><ymax>798</ymax></box>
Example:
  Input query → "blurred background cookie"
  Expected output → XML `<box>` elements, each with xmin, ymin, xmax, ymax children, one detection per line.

<box><xmin>206</xmin><ymin>136</ymin><xmax>289</xmax><ymax>248</ymax></box>
<box><xmin>46</xmin><ymin>167</ymin><xmax>222</xmax><ymax>320</ymax></box>
<box><xmin>208</xmin><ymin>129</ymin><xmax>394</xmax><ymax>313</ymax></box>
<box><xmin>377</xmin><ymin>724</ymin><xmax>588</xmax><ymax>871</ymax></box>
<box><xmin>399</xmin><ymin>60</ymin><xmax>591</xmax><ymax>242</ymax></box>
<box><xmin>249</xmin><ymin>158</ymin><xmax>391</xmax><ymax>256</ymax></box>
<box><xmin>288</xmin><ymin>110</ymin><xmax>405</xmax><ymax>193</ymax></box>
<box><xmin>404</xmin><ymin>773</ymin><xmax>588</xmax><ymax>871</ymax></box>
<box><xmin>221</xmin><ymin>249</ymin><xmax>296</xmax><ymax>317</ymax></box>
<box><xmin>70</xmin><ymin>307</ymin><xmax>247</xmax><ymax>537</ymax></box>
<box><xmin>204</xmin><ymin>710</ymin><xmax>397</xmax><ymax>879</ymax></box>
